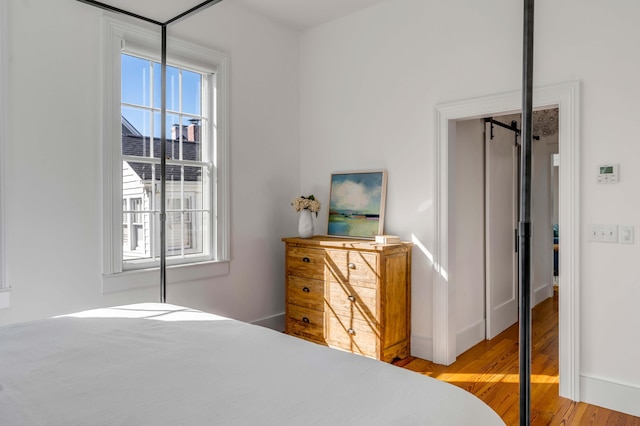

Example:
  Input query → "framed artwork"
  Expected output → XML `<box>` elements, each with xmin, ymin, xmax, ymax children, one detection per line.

<box><xmin>328</xmin><ymin>170</ymin><xmax>387</xmax><ymax>239</ymax></box>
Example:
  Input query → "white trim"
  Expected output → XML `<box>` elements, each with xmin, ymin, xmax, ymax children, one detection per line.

<box><xmin>411</xmin><ymin>333</ymin><xmax>433</xmax><ymax>361</ymax></box>
<box><xmin>580</xmin><ymin>374</ymin><xmax>640</xmax><ymax>417</ymax></box>
<box><xmin>434</xmin><ymin>82</ymin><xmax>581</xmax><ymax>401</ymax></box>
<box><xmin>456</xmin><ymin>319</ymin><xmax>486</xmax><ymax>357</ymax></box>
<box><xmin>101</xmin><ymin>15</ymin><xmax>230</xmax><ymax>286</ymax></box>
<box><xmin>0</xmin><ymin>0</ymin><xmax>8</xmax><ymax>299</ymax></box>
<box><xmin>0</xmin><ymin>289</ymin><xmax>9</xmax><ymax>310</ymax></box>
<box><xmin>213</xmin><ymin>58</ymin><xmax>230</xmax><ymax>261</ymax></box>
<box><xmin>533</xmin><ymin>281</ymin><xmax>553</xmax><ymax>306</ymax></box>
<box><xmin>103</xmin><ymin>259</ymin><xmax>230</xmax><ymax>293</ymax></box>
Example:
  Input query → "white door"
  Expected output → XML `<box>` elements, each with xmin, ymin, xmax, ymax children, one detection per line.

<box><xmin>485</xmin><ymin>119</ymin><xmax>519</xmax><ymax>340</ymax></box>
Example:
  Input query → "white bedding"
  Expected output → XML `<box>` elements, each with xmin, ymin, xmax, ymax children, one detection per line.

<box><xmin>0</xmin><ymin>303</ymin><xmax>504</xmax><ymax>425</ymax></box>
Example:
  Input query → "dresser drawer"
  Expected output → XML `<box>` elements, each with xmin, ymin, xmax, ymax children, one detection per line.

<box><xmin>287</xmin><ymin>276</ymin><xmax>324</xmax><ymax>311</ymax></box>
<box><xmin>287</xmin><ymin>247</ymin><xmax>325</xmax><ymax>280</ymax></box>
<box><xmin>325</xmin><ymin>250</ymin><xmax>378</xmax><ymax>287</ymax></box>
<box><xmin>286</xmin><ymin>304</ymin><xmax>325</xmax><ymax>342</ymax></box>
<box><xmin>326</xmin><ymin>313</ymin><xmax>377</xmax><ymax>357</ymax></box>
<box><xmin>327</xmin><ymin>280</ymin><xmax>377</xmax><ymax>322</ymax></box>
<box><xmin>283</xmin><ymin>236</ymin><xmax>411</xmax><ymax>362</ymax></box>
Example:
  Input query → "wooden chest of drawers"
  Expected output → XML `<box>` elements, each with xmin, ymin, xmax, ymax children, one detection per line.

<box><xmin>282</xmin><ymin>236</ymin><xmax>412</xmax><ymax>362</ymax></box>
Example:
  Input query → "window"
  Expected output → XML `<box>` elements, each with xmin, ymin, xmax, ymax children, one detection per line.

<box><xmin>120</xmin><ymin>52</ymin><xmax>211</xmax><ymax>267</ymax></box>
<box><xmin>103</xmin><ymin>17</ymin><xmax>229</xmax><ymax>288</ymax></box>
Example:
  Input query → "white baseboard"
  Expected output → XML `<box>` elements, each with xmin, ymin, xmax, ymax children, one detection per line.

<box><xmin>252</xmin><ymin>312</ymin><xmax>285</xmax><ymax>332</ymax></box>
<box><xmin>411</xmin><ymin>333</ymin><xmax>433</xmax><ymax>361</ymax></box>
<box><xmin>456</xmin><ymin>319</ymin><xmax>485</xmax><ymax>356</ymax></box>
<box><xmin>411</xmin><ymin>321</ymin><xmax>485</xmax><ymax>363</ymax></box>
<box><xmin>533</xmin><ymin>282</ymin><xmax>553</xmax><ymax>307</ymax></box>
<box><xmin>0</xmin><ymin>288</ymin><xmax>9</xmax><ymax>310</ymax></box>
<box><xmin>580</xmin><ymin>374</ymin><xmax>640</xmax><ymax>417</ymax></box>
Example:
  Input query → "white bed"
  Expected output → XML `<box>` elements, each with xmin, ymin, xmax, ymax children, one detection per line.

<box><xmin>0</xmin><ymin>303</ymin><xmax>504</xmax><ymax>425</ymax></box>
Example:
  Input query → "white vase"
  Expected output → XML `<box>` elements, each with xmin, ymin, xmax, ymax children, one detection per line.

<box><xmin>298</xmin><ymin>209</ymin><xmax>314</xmax><ymax>238</ymax></box>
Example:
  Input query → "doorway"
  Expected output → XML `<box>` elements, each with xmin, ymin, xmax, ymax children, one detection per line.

<box><xmin>483</xmin><ymin>112</ymin><xmax>558</xmax><ymax>339</ymax></box>
<box><xmin>432</xmin><ymin>82</ymin><xmax>581</xmax><ymax>401</ymax></box>
<box><xmin>484</xmin><ymin>114</ymin><xmax>520</xmax><ymax>340</ymax></box>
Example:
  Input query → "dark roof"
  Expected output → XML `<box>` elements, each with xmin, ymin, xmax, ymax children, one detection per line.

<box><xmin>122</xmin><ymin>134</ymin><xmax>202</xmax><ymax>182</ymax></box>
<box><xmin>122</xmin><ymin>116</ymin><xmax>142</xmax><ymax>137</ymax></box>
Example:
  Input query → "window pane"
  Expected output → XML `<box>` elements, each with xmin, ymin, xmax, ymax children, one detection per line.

<box><xmin>123</xmin><ymin>212</ymin><xmax>152</xmax><ymax>260</ymax></box>
<box><xmin>154</xmin><ymin>112</ymin><xmax>180</xmax><ymax>159</ymax></box>
<box><xmin>165</xmin><ymin>165</ymin><xmax>182</xmax><ymax>190</ymax></box>
<box><xmin>184</xmin><ymin>167</ymin><xmax>203</xmax><ymax>207</ymax></box>
<box><xmin>122</xmin><ymin>54</ymin><xmax>151</xmax><ymax>107</ymax></box>
<box><xmin>183</xmin><ymin>117</ymin><xmax>202</xmax><ymax>162</ymax></box>
<box><xmin>182</xmin><ymin>70</ymin><xmax>201</xmax><ymax>116</ymax></box>
<box><xmin>123</xmin><ymin>198</ymin><xmax>129</xmax><ymax>248</ymax></box>
<box><xmin>189</xmin><ymin>211</ymin><xmax>205</xmax><ymax>254</ymax></box>
<box><xmin>165</xmin><ymin>211</ymin><xmax>204</xmax><ymax>256</ymax></box>
<box><xmin>154</xmin><ymin>63</ymin><xmax>179</xmax><ymax>111</ymax></box>
<box><xmin>166</xmin><ymin>212</ymin><xmax>183</xmax><ymax>254</ymax></box>
<box><xmin>123</xmin><ymin>161</ymin><xmax>155</xmax><ymax>188</ymax></box>
<box><xmin>122</xmin><ymin>107</ymin><xmax>152</xmax><ymax>157</ymax></box>
<box><xmin>131</xmin><ymin>198</ymin><xmax>143</xmax><ymax>223</ymax></box>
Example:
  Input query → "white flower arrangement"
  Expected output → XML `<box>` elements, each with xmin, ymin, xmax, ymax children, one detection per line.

<box><xmin>291</xmin><ymin>195</ymin><xmax>321</xmax><ymax>217</ymax></box>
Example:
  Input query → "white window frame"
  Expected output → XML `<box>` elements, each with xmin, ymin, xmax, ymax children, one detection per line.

<box><xmin>102</xmin><ymin>15</ymin><xmax>230</xmax><ymax>293</ymax></box>
<box><xmin>0</xmin><ymin>1</ymin><xmax>9</xmax><ymax>308</ymax></box>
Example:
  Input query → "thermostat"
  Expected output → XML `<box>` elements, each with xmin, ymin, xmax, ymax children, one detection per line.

<box><xmin>597</xmin><ymin>164</ymin><xmax>619</xmax><ymax>184</ymax></box>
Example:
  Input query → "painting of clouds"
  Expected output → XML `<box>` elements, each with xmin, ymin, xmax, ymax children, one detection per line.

<box><xmin>328</xmin><ymin>171</ymin><xmax>387</xmax><ymax>238</ymax></box>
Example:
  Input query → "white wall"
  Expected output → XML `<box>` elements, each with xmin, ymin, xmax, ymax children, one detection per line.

<box><xmin>0</xmin><ymin>0</ymin><xmax>300</xmax><ymax>327</ymax></box>
<box><xmin>299</xmin><ymin>0</ymin><xmax>640</xmax><ymax>416</ymax></box>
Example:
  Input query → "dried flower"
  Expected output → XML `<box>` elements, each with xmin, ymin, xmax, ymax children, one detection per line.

<box><xmin>291</xmin><ymin>195</ymin><xmax>321</xmax><ymax>217</ymax></box>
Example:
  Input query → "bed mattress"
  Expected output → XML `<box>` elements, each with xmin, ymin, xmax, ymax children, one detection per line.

<box><xmin>0</xmin><ymin>303</ymin><xmax>504</xmax><ymax>425</ymax></box>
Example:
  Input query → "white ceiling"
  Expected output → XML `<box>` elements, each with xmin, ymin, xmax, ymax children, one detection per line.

<box><xmin>235</xmin><ymin>0</ymin><xmax>389</xmax><ymax>30</ymax></box>
<box><xmin>84</xmin><ymin>0</ymin><xmax>389</xmax><ymax>29</ymax></box>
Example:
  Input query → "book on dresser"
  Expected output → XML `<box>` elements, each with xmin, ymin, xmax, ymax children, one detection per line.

<box><xmin>282</xmin><ymin>236</ymin><xmax>412</xmax><ymax>362</ymax></box>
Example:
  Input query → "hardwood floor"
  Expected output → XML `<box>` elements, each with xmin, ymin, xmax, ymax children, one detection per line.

<box><xmin>394</xmin><ymin>294</ymin><xmax>640</xmax><ymax>425</ymax></box>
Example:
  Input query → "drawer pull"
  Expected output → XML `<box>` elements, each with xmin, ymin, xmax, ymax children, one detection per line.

<box><xmin>347</xmin><ymin>328</ymin><xmax>356</xmax><ymax>335</ymax></box>
<box><xmin>302</xmin><ymin>317</ymin><xmax>310</xmax><ymax>323</ymax></box>
<box><xmin>348</xmin><ymin>262</ymin><xmax>356</xmax><ymax>269</ymax></box>
<box><xmin>302</xmin><ymin>257</ymin><xmax>310</xmax><ymax>263</ymax></box>
<box><xmin>348</xmin><ymin>295</ymin><xmax>356</xmax><ymax>302</ymax></box>
<box><xmin>302</xmin><ymin>287</ymin><xmax>310</xmax><ymax>293</ymax></box>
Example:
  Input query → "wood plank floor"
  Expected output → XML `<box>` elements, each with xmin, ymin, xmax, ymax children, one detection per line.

<box><xmin>394</xmin><ymin>293</ymin><xmax>640</xmax><ymax>425</ymax></box>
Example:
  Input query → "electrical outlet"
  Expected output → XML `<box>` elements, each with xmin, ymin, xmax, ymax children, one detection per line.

<box><xmin>620</xmin><ymin>225</ymin><xmax>634</xmax><ymax>244</ymax></box>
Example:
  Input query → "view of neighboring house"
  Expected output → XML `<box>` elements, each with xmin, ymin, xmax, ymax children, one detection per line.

<box><xmin>121</xmin><ymin>116</ymin><xmax>204</xmax><ymax>261</ymax></box>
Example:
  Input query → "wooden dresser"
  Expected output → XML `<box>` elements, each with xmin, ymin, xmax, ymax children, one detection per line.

<box><xmin>282</xmin><ymin>236</ymin><xmax>412</xmax><ymax>362</ymax></box>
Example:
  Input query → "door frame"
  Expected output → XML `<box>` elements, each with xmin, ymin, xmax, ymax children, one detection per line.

<box><xmin>432</xmin><ymin>81</ymin><xmax>581</xmax><ymax>401</ymax></box>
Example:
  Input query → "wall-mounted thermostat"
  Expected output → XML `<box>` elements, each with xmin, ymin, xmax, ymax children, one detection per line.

<box><xmin>597</xmin><ymin>163</ymin><xmax>619</xmax><ymax>183</ymax></box>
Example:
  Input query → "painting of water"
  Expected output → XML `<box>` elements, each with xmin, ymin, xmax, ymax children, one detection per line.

<box><xmin>328</xmin><ymin>170</ymin><xmax>387</xmax><ymax>238</ymax></box>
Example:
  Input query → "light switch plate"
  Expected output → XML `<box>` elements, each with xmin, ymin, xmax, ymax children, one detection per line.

<box><xmin>603</xmin><ymin>224</ymin><xmax>618</xmax><ymax>243</ymax></box>
<box><xmin>589</xmin><ymin>224</ymin><xmax>618</xmax><ymax>243</ymax></box>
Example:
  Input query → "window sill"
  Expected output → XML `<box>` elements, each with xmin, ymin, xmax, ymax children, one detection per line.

<box><xmin>102</xmin><ymin>260</ymin><xmax>230</xmax><ymax>294</ymax></box>
<box><xmin>0</xmin><ymin>288</ymin><xmax>10</xmax><ymax>309</ymax></box>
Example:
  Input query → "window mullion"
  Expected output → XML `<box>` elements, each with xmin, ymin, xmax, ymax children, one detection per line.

<box><xmin>179</xmin><ymin>69</ymin><xmax>184</xmax><ymax>162</ymax></box>
<box><xmin>149</xmin><ymin>59</ymin><xmax>155</xmax><ymax>159</ymax></box>
<box><xmin>181</xmin><ymin>166</ymin><xmax>185</xmax><ymax>257</ymax></box>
